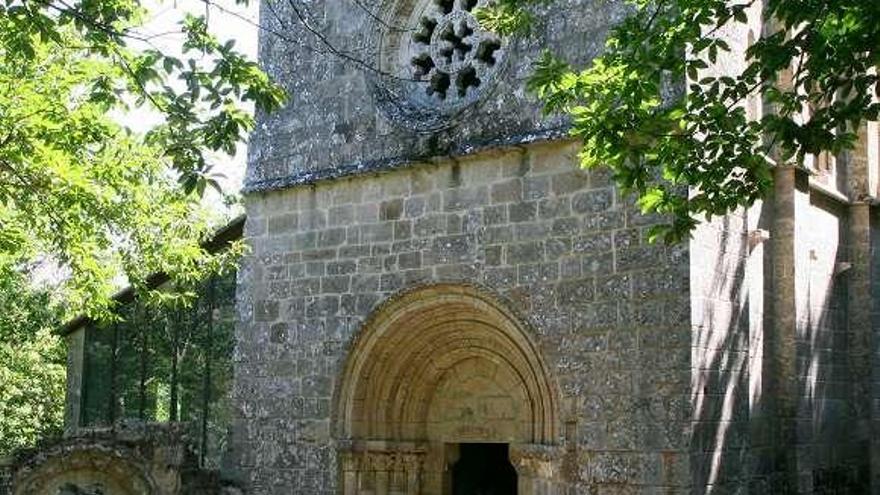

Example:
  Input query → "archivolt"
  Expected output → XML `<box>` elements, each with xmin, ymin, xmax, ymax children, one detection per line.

<box><xmin>335</xmin><ymin>283</ymin><xmax>560</xmax><ymax>445</ymax></box>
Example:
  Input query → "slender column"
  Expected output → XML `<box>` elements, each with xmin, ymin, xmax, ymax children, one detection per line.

<box><xmin>201</xmin><ymin>278</ymin><xmax>215</xmax><ymax>466</ymax></box>
<box><xmin>358</xmin><ymin>468</ymin><xmax>373</xmax><ymax>494</ymax></box>
<box><xmin>755</xmin><ymin>165</ymin><xmax>802</xmax><ymax>493</ymax></box>
<box><xmin>341</xmin><ymin>450</ymin><xmax>359</xmax><ymax>495</ymax></box>
<box><xmin>108</xmin><ymin>322</ymin><xmax>120</xmax><ymax>424</ymax></box>
<box><xmin>63</xmin><ymin>328</ymin><xmax>86</xmax><ymax>433</ymax></box>
<box><xmin>388</xmin><ymin>454</ymin><xmax>403</xmax><ymax>495</ymax></box>
<box><xmin>343</xmin><ymin>472</ymin><xmax>359</xmax><ymax>495</ymax></box>
<box><xmin>404</xmin><ymin>453</ymin><xmax>422</xmax><ymax>494</ymax></box>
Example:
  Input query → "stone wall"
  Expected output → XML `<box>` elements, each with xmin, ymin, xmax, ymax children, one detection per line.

<box><xmin>228</xmin><ymin>139</ymin><xmax>692</xmax><ymax>494</ymax></box>
<box><xmin>689</xmin><ymin>206</ymin><xmax>754</xmax><ymax>494</ymax></box>
<box><xmin>871</xmin><ymin>208</ymin><xmax>880</xmax><ymax>493</ymax></box>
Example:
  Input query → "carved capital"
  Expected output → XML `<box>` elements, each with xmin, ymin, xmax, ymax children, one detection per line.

<box><xmin>509</xmin><ymin>443</ymin><xmax>564</xmax><ymax>479</ymax></box>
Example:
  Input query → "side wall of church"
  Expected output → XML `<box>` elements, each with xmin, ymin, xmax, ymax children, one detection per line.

<box><xmin>689</xmin><ymin>161</ymin><xmax>877</xmax><ymax>495</ymax></box>
<box><xmin>226</xmin><ymin>140</ymin><xmax>693</xmax><ymax>494</ymax></box>
<box><xmin>687</xmin><ymin>10</ymin><xmax>762</xmax><ymax>493</ymax></box>
<box><xmin>690</xmin><ymin>180</ymin><xmax>875</xmax><ymax>495</ymax></box>
<box><xmin>689</xmin><ymin>5</ymin><xmax>873</xmax><ymax>491</ymax></box>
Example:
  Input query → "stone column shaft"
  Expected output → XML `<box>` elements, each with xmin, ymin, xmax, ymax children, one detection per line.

<box><xmin>756</xmin><ymin>165</ymin><xmax>802</xmax><ymax>492</ymax></box>
<box><xmin>849</xmin><ymin>203</ymin><xmax>872</xmax><ymax>430</ymax></box>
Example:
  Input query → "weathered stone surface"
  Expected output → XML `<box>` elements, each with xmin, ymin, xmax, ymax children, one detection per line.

<box><xmin>243</xmin><ymin>0</ymin><xmax>625</xmax><ymax>193</ymax></box>
<box><xmin>232</xmin><ymin>139</ymin><xmax>691</xmax><ymax>494</ymax></box>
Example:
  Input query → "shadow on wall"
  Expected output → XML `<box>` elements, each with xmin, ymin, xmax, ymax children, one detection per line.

<box><xmin>795</xmin><ymin>195</ymin><xmax>869</xmax><ymax>493</ymax></box>
<box><xmin>691</xmin><ymin>198</ymin><xmax>869</xmax><ymax>494</ymax></box>
<box><xmin>691</xmin><ymin>212</ymin><xmax>753</xmax><ymax>494</ymax></box>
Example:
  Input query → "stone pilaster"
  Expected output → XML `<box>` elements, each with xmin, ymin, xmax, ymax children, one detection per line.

<box><xmin>753</xmin><ymin>164</ymin><xmax>804</xmax><ymax>493</ymax></box>
<box><xmin>873</xmin><ymin>204</ymin><xmax>880</xmax><ymax>495</ymax></box>
<box><xmin>848</xmin><ymin>202</ymin><xmax>874</xmax><ymax>491</ymax></box>
<box><xmin>842</xmin><ymin>119</ymin><xmax>876</xmax><ymax>492</ymax></box>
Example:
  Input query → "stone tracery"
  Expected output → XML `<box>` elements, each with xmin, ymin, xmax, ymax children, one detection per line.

<box><xmin>407</xmin><ymin>0</ymin><xmax>502</xmax><ymax>101</ymax></box>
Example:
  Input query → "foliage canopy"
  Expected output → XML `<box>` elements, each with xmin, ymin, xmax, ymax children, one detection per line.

<box><xmin>0</xmin><ymin>0</ymin><xmax>285</xmax><ymax>319</ymax></box>
<box><xmin>0</xmin><ymin>0</ymin><xmax>284</xmax><ymax>454</ymax></box>
<box><xmin>0</xmin><ymin>262</ymin><xmax>64</xmax><ymax>456</ymax></box>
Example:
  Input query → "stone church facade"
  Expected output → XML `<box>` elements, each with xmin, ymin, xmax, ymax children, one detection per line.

<box><xmin>3</xmin><ymin>0</ymin><xmax>880</xmax><ymax>494</ymax></box>
<box><xmin>226</xmin><ymin>0</ymin><xmax>880</xmax><ymax>493</ymax></box>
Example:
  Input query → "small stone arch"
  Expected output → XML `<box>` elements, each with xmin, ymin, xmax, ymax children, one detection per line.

<box><xmin>11</xmin><ymin>444</ymin><xmax>157</xmax><ymax>495</ymax></box>
<box><xmin>335</xmin><ymin>283</ymin><xmax>564</xmax><ymax>494</ymax></box>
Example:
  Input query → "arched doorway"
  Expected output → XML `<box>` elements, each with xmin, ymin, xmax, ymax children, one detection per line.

<box><xmin>335</xmin><ymin>284</ymin><xmax>564</xmax><ymax>495</ymax></box>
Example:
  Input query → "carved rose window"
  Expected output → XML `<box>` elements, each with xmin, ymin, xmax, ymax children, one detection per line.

<box><xmin>408</xmin><ymin>0</ymin><xmax>502</xmax><ymax>101</ymax></box>
<box><xmin>373</xmin><ymin>0</ymin><xmax>508</xmax><ymax>130</ymax></box>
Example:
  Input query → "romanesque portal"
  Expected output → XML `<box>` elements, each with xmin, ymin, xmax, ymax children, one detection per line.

<box><xmin>335</xmin><ymin>285</ymin><xmax>563</xmax><ymax>494</ymax></box>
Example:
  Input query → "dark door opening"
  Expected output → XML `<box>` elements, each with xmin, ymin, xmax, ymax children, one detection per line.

<box><xmin>451</xmin><ymin>443</ymin><xmax>517</xmax><ymax>495</ymax></box>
